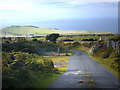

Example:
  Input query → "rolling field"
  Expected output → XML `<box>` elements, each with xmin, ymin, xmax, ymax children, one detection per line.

<box><xmin>0</xmin><ymin>25</ymin><xmax>113</xmax><ymax>37</ymax></box>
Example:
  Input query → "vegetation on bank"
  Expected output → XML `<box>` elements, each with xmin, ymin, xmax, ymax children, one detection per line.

<box><xmin>57</xmin><ymin>34</ymin><xmax>119</xmax><ymax>42</ymax></box>
<box><xmin>2</xmin><ymin>33</ymin><xmax>120</xmax><ymax>88</ymax></box>
<box><xmin>32</xmin><ymin>56</ymin><xmax>70</xmax><ymax>88</ymax></box>
<box><xmin>2</xmin><ymin>37</ymin><xmax>70</xmax><ymax>88</ymax></box>
<box><xmin>71</xmin><ymin>40</ymin><xmax>120</xmax><ymax>78</ymax></box>
<box><xmin>89</xmin><ymin>47</ymin><xmax>120</xmax><ymax>78</ymax></box>
<box><xmin>57</xmin><ymin>33</ymin><xmax>119</xmax><ymax>78</ymax></box>
<box><xmin>3</xmin><ymin>51</ymin><xmax>54</xmax><ymax>88</ymax></box>
<box><xmin>3</xmin><ymin>51</ymin><xmax>70</xmax><ymax>88</ymax></box>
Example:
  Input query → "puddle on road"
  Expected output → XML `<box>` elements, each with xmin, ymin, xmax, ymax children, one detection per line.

<box><xmin>78</xmin><ymin>79</ymin><xmax>95</xmax><ymax>84</ymax></box>
<box><xmin>64</xmin><ymin>69</ymin><xmax>96</xmax><ymax>88</ymax></box>
<box><xmin>63</xmin><ymin>69</ymin><xmax>96</xmax><ymax>88</ymax></box>
<box><xmin>64</xmin><ymin>70</ymin><xmax>92</xmax><ymax>76</ymax></box>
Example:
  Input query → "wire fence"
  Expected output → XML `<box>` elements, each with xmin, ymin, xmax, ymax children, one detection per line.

<box><xmin>106</xmin><ymin>40</ymin><xmax>120</xmax><ymax>55</ymax></box>
<box><xmin>91</xmin><ymin>40</ymin><xmax>120</xmax><ymax>55</ymax></box>
<box><xmin>106</xmin><ymin>40</ymin><xmax>119</xmax><ymax>49</ymax></box>
<box><xmin>35</xmin><ymin>47</ymin><xmax>70</xmax><ymax>56</ymax></box>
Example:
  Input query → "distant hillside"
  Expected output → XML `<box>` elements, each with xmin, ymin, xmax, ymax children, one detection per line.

<box><xmin>0</xmin><ymin>25</ymin><xmax>114</xmax><ymax>37</ymax></box>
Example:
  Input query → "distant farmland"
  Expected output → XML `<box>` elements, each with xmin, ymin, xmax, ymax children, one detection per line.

<box><xmin>0</xmin><ymin>25</ymin><xmax>114</xmax><ymax>37</ymax></box>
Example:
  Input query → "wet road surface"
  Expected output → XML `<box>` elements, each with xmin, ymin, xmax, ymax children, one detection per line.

<box><xmin>48</xmin><ymin>50</ymin><xmax>119</xmax><ymax>88</ymax></box>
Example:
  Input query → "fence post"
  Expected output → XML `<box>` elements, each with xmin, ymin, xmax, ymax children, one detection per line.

<box><xmin>109</xmin><ymin>41</ymin><xmax>112</xmax><ymax>47</ymax></box>
<box><xmin>99</xmin><ymin>36</ymin><xmax>102</xmax><ymax>41</ymax></box>
<box><xmin>58</xmin><ymin>47</ymin><xmax>60</xmax><ymax>56</ymax></box>
<box><xmin>36</xmin><ymin>48</ymin><xmax>37</xmax><ymax>54</ymax></box>
<box><xmin>17</xmin><ymin>37</ymin><xmax>19</xmax><ymax>43</ymax></box>
<box><xmin>92</xmin><ymin>47</ymin><xmax>95</xmax><ymax>54</ymax></box>
<box><xmin>116</xmin><ymin>42</ymin><xmax>118</xmax><ymax>49</ymax></box>
<box><xmin>107</xmin><ymin>40</ymin><xmax>109</xmax><ymax>47</ymax></box>
<box><xmin>112</xmin><ymin>41</ymin><xmax>115</xmax><ymax>49</ymax></box>
<box><xmin>66</xmin><ymin>48</ymin><xmax>68</xmax><ymax>56</ymax></box>
<box><xmin>118</xmin><ymin>41</ymin><xmax>120</xmax><ymax>56</ymax></box>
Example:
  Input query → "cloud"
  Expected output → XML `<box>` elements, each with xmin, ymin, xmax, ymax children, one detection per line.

<box><xmin>0</xmin><ymin>0</ymin><xmax>118</xmax><ymax>11</ymax></box>
<box><xmin>62</xmin><ymin>0</ymin><xmax>119</xmax><ymax>6</ymax></box>
<box><xmin>0</xmin><ymin>0</ymin><xmax>73</xmax><ymax>22</ymax></box>
<box><xmin>0</xmin><ymin>0</ymin><xmax>118</xmax><ymax>24</ymax></box>
<box><xmin>29</xmin><ymin>0</ymin><xmax>119</xmax><ymax>2</ymax></box>
<box><xmin>0</xmin><ymin>0</ymin><xmax>34</xmax><ymax>11</ymax></box>
<box><xmin>32</xmin><ymin>0</ymin><xmax>119</xmax><ymax>2</ymax></box>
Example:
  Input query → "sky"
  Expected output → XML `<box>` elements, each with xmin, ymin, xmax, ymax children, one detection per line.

<box><xmin>0</xmin><ymin>0</ymin><xmax>119</xmax><ymax>33</ymax></box>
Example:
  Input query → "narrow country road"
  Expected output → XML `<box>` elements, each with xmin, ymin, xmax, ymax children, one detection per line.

<box><xmin>48</xmin><ymin>50</ymin><xmax>119</xmax><ymax>88</ymax></box>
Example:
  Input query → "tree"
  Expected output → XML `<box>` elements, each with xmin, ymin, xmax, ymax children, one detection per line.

<box><xmin>46</xmin><ymin>33</ymin><xmax>59</xmax><ymax>43</ymax></box>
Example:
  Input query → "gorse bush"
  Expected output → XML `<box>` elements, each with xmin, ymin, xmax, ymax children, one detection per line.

<box><xmin>2</xmin><ymin>39</ymin><xmax>60</xmax><ymax>54</ymax></box>
<box><xmin>109</xmin><ymin>49</ymin><xmax>119</xmax><ymax>58</ymax></box>
<box><xmin>2</xmin><ymin>51</ymin><xmax>56</xmax><ymax>88</ymax></box>
<box><xmin>93</xmin><ymin>47</ymin><xmax>119</xmax><ymax>59</ymax></box>
<box><xmin>2</xmin><ymin>37</ymin><xmax>69</xmax><ymax>88</ymax></box>
<box><xmin>72</xmin><ymin>42</ymin><xmax>80</xmax><ymax>47</ymax></box>
<box><xmin>91</xmin><ymin>46</ymin><xmax>119</xmax><ymax>72</ymax></box>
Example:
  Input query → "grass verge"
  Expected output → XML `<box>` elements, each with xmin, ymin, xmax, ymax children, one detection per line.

<box><xmin>76</xmin><ymin>46</ymin><xmax>119</xmax><ymax>79</ymax></box>
<box><xmin>32</xmin><ymin>71</ymin><xmax>64</xmax><ymax>88</ymax></box>
<box><xmin>76</xmin><ymin>46</ymin><xmax>90</xmax><ymax>53</ymax></box>
<box><xmin>33</xmin><ymin>56</ymin><xmax>70</xmax><ymax>88</ymax></box>
<box><xmin>88</xmin><ymin>53</ymin><xmax>120</xmax><ymax>78</ymax></box>
<box><xmin>49</xmin><ymin>56</ymin><xmax>70</xmax><ymax>63</ymax></box>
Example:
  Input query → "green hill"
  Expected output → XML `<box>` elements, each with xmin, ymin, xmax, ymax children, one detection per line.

<box><xmin>0</xmin><ymin>25</ymin><xmax>113</xmax><ymax>37</ymax></box>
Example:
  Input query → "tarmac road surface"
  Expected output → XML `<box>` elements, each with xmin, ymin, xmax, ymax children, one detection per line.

<box><xmin>48</xmin><ymin>50</ymin><xmax>119</xmax><ymax>88</ymax></box>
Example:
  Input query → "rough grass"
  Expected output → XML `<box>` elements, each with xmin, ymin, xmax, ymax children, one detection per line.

<box><xmin>87</xmin><ymin>46</ymin><xmax>120</xmax><ymax>78</ymax></box>
<box><xmin>76</xmin><ymin>44</ymin><xmax>119</xmax><ymax>78</ymax></box>
<box><xmin>1</xmin><ymin>26</ymin><xmax>113</xmax><ymax>37</ymax></box>
<box><xmin>49</xmin><ymin>56</ymin><xmax>70</xmax><ymax>63</ymax></box>
<box><xmin>57</xmin><ymin>34</ymin><xmax>119</xmax><ymax>42</ymax></box>
<box><xmin>2</xmin><ymin>51</ymin><xmax>70</xmax><ymax>88</ymax></box>
<box><xmin>79</xmin><ymin>54</ymin><xmax>82</xmax><ymax>56</ymax></box>
<box><xmin>32</xmin><ymin>56</ymin><xmax>70</xmax><ymax>88</ymax></box>
<box><xmin>49</xmin><ymin>56</ymin><xmax>70</xmax><ymax>72</ymax></box>
<box><xmin>32</xmin><ymin>71</ymin><xmax>64</xmax><ymax>88</ymax></box>
<box><xmin>76</xmin><ymin>46</ymin><xmax>90</xmax><ymax>53</ymax></box>
<box><xmin>2</xmin><ymin>37</ymin><xmax>71</xmax><ymax>88</ymax></box>
<box><xmin>89</xmin><ymin>54</ymin><xmax>119</xmax><ymax>78</ymax></box>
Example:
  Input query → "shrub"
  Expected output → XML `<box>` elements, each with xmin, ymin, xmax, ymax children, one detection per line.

<box><xmin>109</xmin><ymin>50</ymin><xmax>119</xmax><ymax>58</ymax></box>
<box><xmin>5</xmin><ymin>41</ymin><xmax>10</xmax><ymax>43</ymax></box>
<box><xmin>72</xmin><ymin>42</ymin><xmax>80</xmax><ymax>47</ymax></box>
<box><xmin>2</xmin><ymin>51</ymin><xmax>56</xmax><ymax>88</ymax></box>
<box><xmin>32</xmin><ymin>38</ymin><xmax>37</xmax><ymax>41</ymax></box>
<box><xmin>46</xmin><ymin>33</ymin><xmax>59</xmax><ymax>43</ymax></box>
<box><xmin>93</xmin><ymin>47</ymin><xmax>113</xmax><ymax>59</ymax></box>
